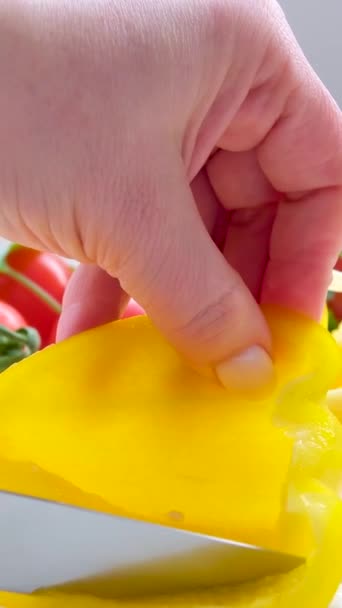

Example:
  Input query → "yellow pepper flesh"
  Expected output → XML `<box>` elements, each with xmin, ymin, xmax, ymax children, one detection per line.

<box><xmin>0</xmin><ymin>306</ymin><xmax>341</xmax><ymax>607</ymax></box>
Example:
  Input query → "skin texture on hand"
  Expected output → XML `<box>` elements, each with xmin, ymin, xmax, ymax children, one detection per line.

<box><xmin>0</xmin><ymin>0</ymin><xmax>341</xmax><ymax>387</ymax></box>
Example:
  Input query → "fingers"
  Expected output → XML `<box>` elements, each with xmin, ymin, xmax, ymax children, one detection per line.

<box><xmin>207</xmin><ymin>150</ymin><xmax>279</xmax><ymax>209</ymax></box>
<box><xmin>207</xmin><ymin>149</ymin><xmax>278</xmax><ymax>298</ymax></box>
<box><xmin>261</xmin><ymin>188</ymin><xmax>342</xmax><ymax>318</ymax></box>
<box><xmin>258</xmin><ymin>69</ymin><xmax>342</xmax><ymax>193</ymax></box>
<box><xmin>57</xmin><ymin>265</ymin><xmax>129</xmax><ymax>341</ymax></box>
<box><xmin>209</xmin><ymin>45</ymin><xmax>342</xmax><ymax>320</ymax></box>
<box><xmin>257</xmin><ymin>65</ymin><xmax>342</xmax><ymax>318</ymax></box>
<box><xmin>106</xmin><ymin>157</ymin><xmax>273</xmax><ymax>392</ymax></box>
<box><xmin>223</xmin><ymin>204</ymin><xmax>277</xmax><ymax>300</ymax></box>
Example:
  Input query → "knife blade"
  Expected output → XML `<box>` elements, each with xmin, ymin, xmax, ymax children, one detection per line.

<box><xmin>0</xmin><ymin>490</ymin><xmax>304</xmax><ymax>598</ymax></box>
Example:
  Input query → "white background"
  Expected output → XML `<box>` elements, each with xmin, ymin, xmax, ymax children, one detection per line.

<box><xmin>279</xmin><ymin>0</ymin><xmax>342</xmax><ymax>107</ymax></box>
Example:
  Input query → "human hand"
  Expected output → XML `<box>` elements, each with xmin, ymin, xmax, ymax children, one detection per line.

<box><xmin>0</xmin><ymin>0</ymin><xmax>341</xmax><ymax>390</ymax></box>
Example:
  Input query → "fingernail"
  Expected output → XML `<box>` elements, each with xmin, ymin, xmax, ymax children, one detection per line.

<box><xmin>215</xmin><ymin>346</ymin><xmax>275</xmax><ymax>396</ymax></box>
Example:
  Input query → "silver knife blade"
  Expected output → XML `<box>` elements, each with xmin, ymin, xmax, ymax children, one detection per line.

<box><xmin>0</xmin><ymin>490</ymin><xmax>304</xmax><ymax>598</ymax></box>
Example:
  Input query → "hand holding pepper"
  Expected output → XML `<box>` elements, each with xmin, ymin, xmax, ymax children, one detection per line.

<box><xmin>0</xmin><ymin>0</ymin><xmax>341</xmax><ymax>389</ymax></box>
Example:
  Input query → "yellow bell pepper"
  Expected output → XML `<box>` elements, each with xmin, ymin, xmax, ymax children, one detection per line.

<box><xmin>0</xmin><ymin>306</ymin><xmax>341</xmax><ymax>608</ymax></box>
<box><xmin>321</xmin><ymin>304</ymin><xmax>329</xmax><ymax>329</ymax></box>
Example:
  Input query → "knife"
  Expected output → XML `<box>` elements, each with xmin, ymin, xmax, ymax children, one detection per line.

<box><xmin>0</xmin><ymin>490</ymin><xmax>304</xmax><ymax>599</ymax></box>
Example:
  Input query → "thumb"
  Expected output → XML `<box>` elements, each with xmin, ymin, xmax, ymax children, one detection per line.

<box><xmin>109</xmin><ymin>161</ymin><xmax>274</xmax><ymax>393</ymax></box>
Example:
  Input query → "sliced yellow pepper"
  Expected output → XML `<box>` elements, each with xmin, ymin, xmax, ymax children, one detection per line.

<box><xmin>321</xmin><ymin>304</ymin><xmax>329</xmax><ymax>329</ymax></box>
<box><xmin>0</xmin><ymin>306</ymin><xmax>341</xmax><ymax>608</ymax></box>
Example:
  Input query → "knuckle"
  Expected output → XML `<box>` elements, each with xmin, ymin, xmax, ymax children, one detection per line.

<box><xmin>174</xmin><ymin>286</ymin><xmax>242</xmax><ymax>354</ymax></box>
<box><xmin>230</xmin><ymin>206</ymin><xmax>276</xmax><ymax>236</ymax></box>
